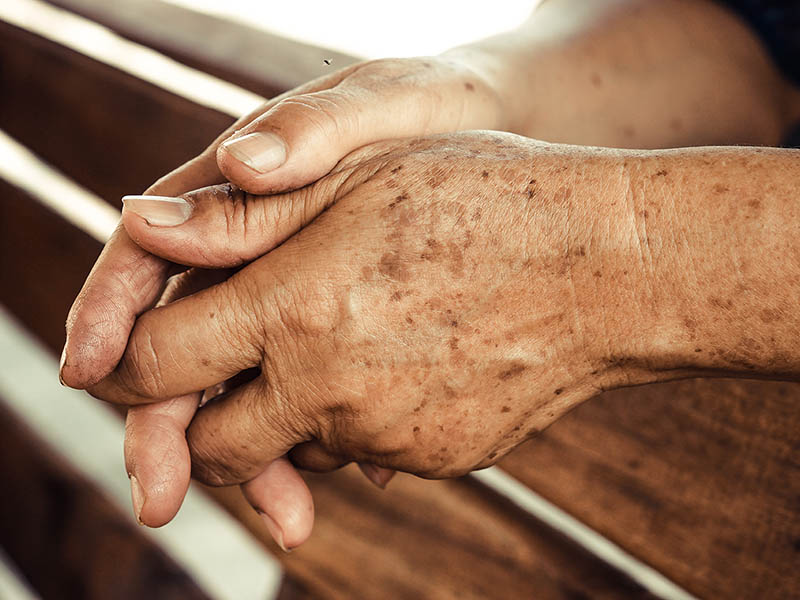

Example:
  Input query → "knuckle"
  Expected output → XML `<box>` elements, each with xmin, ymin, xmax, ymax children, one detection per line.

<box><xmin>117</xmin><ymin>317</ymin><xmax>167</xmax><ymax>399</ymax></box>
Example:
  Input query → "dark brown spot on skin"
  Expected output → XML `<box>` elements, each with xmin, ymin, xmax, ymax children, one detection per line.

<box><xmin>639</xmin><ymin>210</ymin><xmax>648</xmax><ymax>218</ymax></box>
<box><xmin>449</xmin><ymin>336</ymin><xmax>459</xmax><ymax>350</ymax></box>
<box><xmin>406</xmin><ymin>316</ymin><xmax>414</xmax><ymax>325</ymax></box>
<box><xmin>593</xmin><ymin>270</ymin><xmax>602</xmax><ymax>278</ymax></box>
<box><xmin>709</xmin><ymin>296</ymin><xmax>734</xmax><ymax>310</ymax></box>
<box><xmin>413</xmin><ymin>405</ymin><xmax>422</xmax><ymax>413</ymax></box>
<box><xmin>747</xmin><ymin>199</ymin><xmax>761</xmax><ymax>210</ymax></box>
<box><xmin>208</xmin><ymin>312</ymin><xmax>215</xmax><ymax>318</ymax></box>
<box><xmin>590</xmin><ymin>73</ymin><xmax>603</xmax><ymax>87</ymax></box>
<box><xmin>390</xmin><ymin>165</ymin><xmax>403</xmax><ymax>173</ymax></box>
<box><xmin>498</xmin><ymin>363</ymin><xmax>527</xmax><ymax>380</ymax></box>
<box><xmin>526</xmin><ymin>188</ymin><xmax>535</xmax><ymax>199</ymax></box>
<box><xmin>655</xmin><ymin>170</ymin><xmax>668</xmax><ymax>177</ymax></box>
<box><xmin>575</xmin><ymin>246</ymin><xmax>586</xmax><ymax>257</ymax></box>
<box><xmin>390</xmin><ymin>291</ymin><xmax>404</xmax><ymax>302</ymax></box>
<box><xmin>378</xmin><ymin>252</ymin><xmax>411</xmax><ymax>282</ymax></box>
<box><xmin>201</xmin><ymin>358</ymin><xmax>210</xmax><ymax>366</ymax></box>
<box><xmin>481</xmin><ymin>170</ymin><xmax>489</xmax><ymax>178</ymax></box>
<box><xmin>450</xmin><ymin>320</ymin><xmax>459</xmax><ymax>328</ymax></box>
<box><xmin>413</xmin><ymin>426</ymin><xmax>420</xmax><ymax>433</ymax></box>
<box><xmin>421</xmin><ymin>238</ymin><xmax>444</xmax><ymax>261</ymax></box>
<box><xmin>527</xmin><ymin>428</ymin><xmax>540</xmax><ymax>438</ymax></box>
<box><xmin>487</xmin><ymin>451</ymin><xmax>498</xmax><ymax>460</ymax></box>
<box><xmin>554</xmin><ymin>388</ymin><xmax>563</xmax><ymax>395</ymax></box>
<box><xmin>387</xmin><ymin>193</ymin><xmax>408</xmax><ymax>210</ymax></box>
<box><xmin>760</xmin><ymin>308</ymin><xmax>781</xmax><ymax>323</ymax></box>
<box><xmin>472</xmin><ymin>207</ymin><xmax>482</xmax><ymax>221</ymax></box>
<box><xmin>464</xmin><ymin>82</ymin><xmax>475</xmax><ymax>92</ymax></box>
<box><xmin>501</xmin><ymin>406</ymin><xmax>511</xmax><ymax>413</ymax></box>
<box><xmin>713</xmin><ymin>183</ymin><xmax>730</xmax><ymax>193</ymax></box>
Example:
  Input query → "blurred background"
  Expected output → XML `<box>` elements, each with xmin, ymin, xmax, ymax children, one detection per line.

<box><xmin>0</xmin><ymin>1</ymin><xmax>798</xmax><ymax>599</ymax></box>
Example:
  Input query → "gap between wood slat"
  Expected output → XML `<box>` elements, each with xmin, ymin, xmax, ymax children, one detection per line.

<box><xmin>471</xmin><ymin>468</ymin><xmax>697</xmax><ymax>600</ymax></box>
<box><xmin>0</xmin><ymin>548</ymin><xmax>39</xmax><ymax>600</ymax></box>
<box><xmin>0</xmin><ymin>305</ymin><xmax>282</xmax><ymax>600</ymax></box>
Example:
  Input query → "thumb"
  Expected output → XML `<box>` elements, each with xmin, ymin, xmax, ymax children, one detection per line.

<box><xmin>214</xmin><ymin>59</ymin><xmax>498</xmax><ymax>195</ymax></box>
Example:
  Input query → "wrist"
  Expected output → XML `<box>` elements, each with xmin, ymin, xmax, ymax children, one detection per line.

<box><xmin>608</xmin><ymin>147</ymin><xmax>800</xmax><ymax>384</ymax></box>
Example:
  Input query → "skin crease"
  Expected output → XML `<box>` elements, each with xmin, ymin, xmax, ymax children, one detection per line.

<box><xmin>89</xmin><ymin>133</ymin><xmax>800</xmax><ymax>488</ymax></box>
<box><xmin>60</xmin><ymin>0</ymin><xmax>800</xmax><ymax>547</ymax></box>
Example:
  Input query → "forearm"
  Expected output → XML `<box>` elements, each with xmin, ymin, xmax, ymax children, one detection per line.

<box><xmin>445</xmin><ymin>0</ymin><xmax>798</xmax><ymax>148</ymax></box>
<box><xmin>613</xmin><ymin>146</ymin><xmax>800</xmax><ymax>384</ymax></box>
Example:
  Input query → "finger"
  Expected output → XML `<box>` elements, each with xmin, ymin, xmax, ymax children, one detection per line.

<box><xmin>60</xmin><ymin>154</ymin><xmax>224</xmax><ymax>389</ymax></box>
<box><xmin>188</xmin><ymin>377</ymin><xmax>306</xmax><ymax>486</ymax></box>
<box><xmin>119</xmin><ymin>164</ymin><xmax>364</xmax><ymax>268</ymax></box>
<box><xmin>215</xmin><ymin>61</ymin><xmax>494</xmax><ymax>195</ymax></box>
<box><xmin>88</xmin><ymin>269</ymin><xmax>266</xmax><ymax>403</ymax></box>
<box><xmin>125</xmin><ymin>394</ymin><xmax>197</xmax><ymax>527</ymax></box>
<box><xmin>241</xmin><ymin>458</ymin><xmax>314</xmax><ymax>552</ymax></box>
<box><xmin>288</xmin><ymin>441</ymin><xmax>348</xmax><ymax>473</ymax></box>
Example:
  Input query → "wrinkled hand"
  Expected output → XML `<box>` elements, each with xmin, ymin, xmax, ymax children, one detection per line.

<box><xmin>89</xmin><ymin>132</ymin><xmax>644</xmax><ymax>495</ymax></box>
<box><xmin>61</xmin><ymin>56</ymin><xmax>503</xmax><ymax>547</ymax></box>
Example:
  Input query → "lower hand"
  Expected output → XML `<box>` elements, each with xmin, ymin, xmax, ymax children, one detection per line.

<box><xmin>90</xmin><ymin>132</ymin><xmax>647</xmax><ymax>498</ymax></box>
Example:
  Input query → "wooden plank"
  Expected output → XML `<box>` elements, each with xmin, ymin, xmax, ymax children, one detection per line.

<box><xmin>0</xmin><ymin>20</ymin><xmax>234</xmax><ymax>205</ymax></box>
<box><xmin>1</xmin><ymin>173</ymin><xmax>657</xmax><ymax>598</ymax></box>
<box><xmin>44</xmin><ymin>0</ymin><xmax>358</xmax><ymax>98</ymax></box>
<box><xmin>500</xmin><ymin>379</ymin><xmax>800</xmax><ymax>600</ymax></box>
<box><xmin>0</xmin><ymin>400</ymin><xmax>211</xmax><ymax>600</ymax></box>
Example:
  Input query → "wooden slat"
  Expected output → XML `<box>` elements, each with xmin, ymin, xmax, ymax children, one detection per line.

<box><xmin>500</xmin><ymin>380</ymin><xmax>800</xmax><ymax>600</ymax></box>
<box><xmin>0</xmin><ymin>400</ymin><xmax>210</xmax><ymax>600</ymax></box>
<box><xmin>0</xmin><ymin>172</ymin><xmax>656</xmax><ymax>597</ymax></box>
<box><xmin>4</xmin><ymin>10</ymin><xmax>798</xmax><ymax>597</ymax></box>
<box><xmin>45</xmin><ymin>0</ymin><xmax>358</xmax><ymax>99</ymax></box>
<box><xmin>0</xmin><ymin>20</ymin><xmax>234</xmax><ymax>205</ymax></box>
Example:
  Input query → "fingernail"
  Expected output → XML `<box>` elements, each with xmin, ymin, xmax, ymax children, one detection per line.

<box><xmin>129</xmin><ymin>474</ymin><xmax>146</xmax><ymax>525</ymax></box>
<box><xmin>257</xmin><ymin>510</ymin><xmax>290</xmax><ymax>552</ymax></box>
<box><xmin>58</xmin><ymin>345</ymin><xmax>68</xmax><ymax>386</ymax></box>
<box><xmin>221</xmin><ymin>132</ymin><xmax>287</xmax><ymax>173</ymax></box>
<box><xmin>358</xmin><ymin>463</ymin><xmax>396</xmax><ymax>489</ymax></box>
<box><xmin>122</xmin><ymin>195</ymin><xmax>192</xmax><ymax>227</ymax></box>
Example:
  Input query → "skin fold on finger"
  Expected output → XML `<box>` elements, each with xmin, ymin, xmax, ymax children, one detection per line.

<box><xmin>241</xmin><ymin>458</ymin><xmax>315</xmax><ymax>552</ymax></box>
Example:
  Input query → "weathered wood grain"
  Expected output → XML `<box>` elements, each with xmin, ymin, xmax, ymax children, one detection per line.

<box><xmin>500</xmin><ymin>379</ymin><xmax>800</xmax><ymax>599</ymax></box>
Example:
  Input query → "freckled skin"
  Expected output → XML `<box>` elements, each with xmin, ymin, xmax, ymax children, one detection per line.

<box><xmin>94</xmin><ymin>133</ymin><xmax>800</xmax><ymax>488</ymax></box>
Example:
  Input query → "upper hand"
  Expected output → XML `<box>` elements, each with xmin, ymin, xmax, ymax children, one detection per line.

<box><xmin>89</xmin><ymin>131</ymin><xmax>644</xmax><ymax>486</ymax></box>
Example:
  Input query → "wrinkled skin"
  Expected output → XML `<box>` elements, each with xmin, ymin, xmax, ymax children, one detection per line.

<box><xmin>89</xmin><ymin>132</ymin><xmax>641</xmax><ymax>485</ymax></box>
<box><xmin>61</xmin><ymin>55</ymin><xmax>501</xmax><ymax>539</ymax></box>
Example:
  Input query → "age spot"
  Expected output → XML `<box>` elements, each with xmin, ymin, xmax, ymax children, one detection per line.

<box><xmin>498</xmin><ymin>363</ymin><xmax>527</xmax><ymax>380</ymax></box>
<box><xmin>464</xmin><ymin>82</ymin><xmax>475</xmax><ymax>92</ymax></box>
<box><xmin>378</xmin><ymin>252</ymin><xmax>411</xmax><ymax>282</ymax></box>
<box><xmin>501</xmin><ymin>406</ymin><xmax>511</xmax><ymax>413</ymax></box>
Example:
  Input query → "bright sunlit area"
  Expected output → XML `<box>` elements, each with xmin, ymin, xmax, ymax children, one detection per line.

<box><xmin>161</xmin><ymin>0</ymin><xmax>541</xmax><ymax>58</ymax></box>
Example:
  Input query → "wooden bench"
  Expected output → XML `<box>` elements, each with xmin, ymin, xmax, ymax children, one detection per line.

<box><xmin>1</xmin><ymin>1</ymin><xmax>797</xmax><ymax>598</ymax></box>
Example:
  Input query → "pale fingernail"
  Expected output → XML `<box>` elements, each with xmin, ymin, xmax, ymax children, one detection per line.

<box><xmin>58</xmin><ymin>345</ymin><xmax>68</xmax><ymax>386</ymax></box>
<box><xmin>221</xmin><ymin>132</ymin><xmax>287</xmax><ymax>173</ymax></box>
<box><xmin>122</xmin><ymin>195</ymin><xmax>191</xmax><ymax>227</ymax></box>
<box><xmin>257</xmin><ymin>510</ymin><xmax>290</xmax><ymax>552</ymax></box>
<box><xmin>358</xmin><ymin>463</ymin><xmax>396</xmax><ymax>489</ymax></box>
<box><xmin>129</xmin><ymin>474</ymin><xmax>146</xmax><ymax>525</ymax></box>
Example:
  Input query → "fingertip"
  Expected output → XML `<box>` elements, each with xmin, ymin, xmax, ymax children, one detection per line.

<box><xmin>242</xmin><ymin>458</ymin><xmax>315</xmax><ymax>551</ymax></box>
